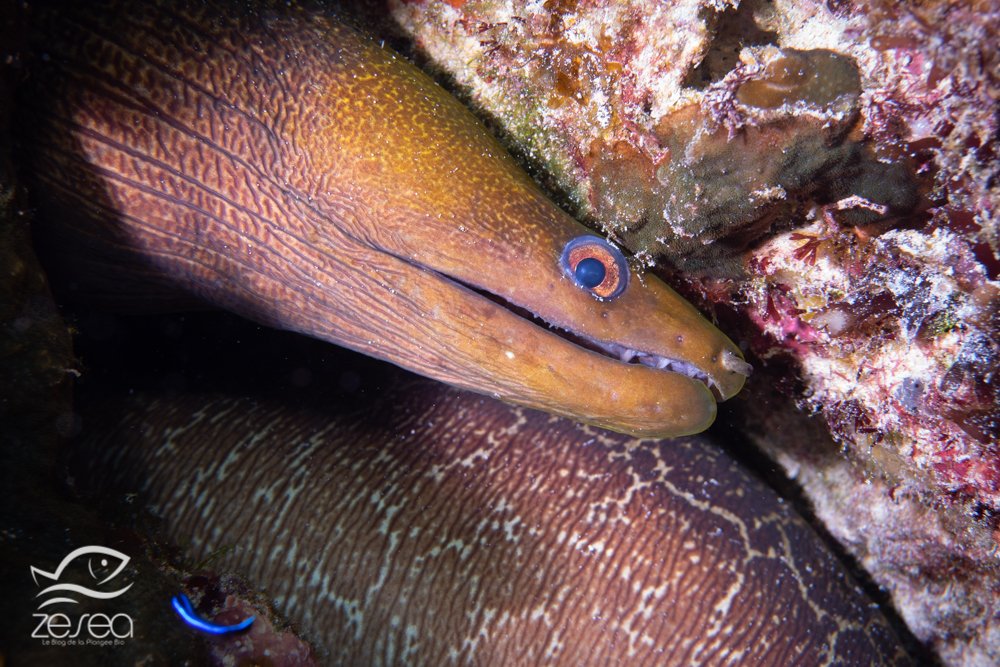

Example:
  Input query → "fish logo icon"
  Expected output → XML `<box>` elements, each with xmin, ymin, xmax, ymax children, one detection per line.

<box><xmin>30</xmin><ymin>546</ymin><xmax>133</xmax><ymax>608</ymax></box>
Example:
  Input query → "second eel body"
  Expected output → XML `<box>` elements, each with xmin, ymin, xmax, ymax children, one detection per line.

<box><xmin>72</xmin><ymin>375</ymin><xmax>909</xmax><ymax>665</ymax></box>
<box><xmin>20</xmin><ymin>0</ymin><xmax>748</xmax><ymax>437</ymax></box>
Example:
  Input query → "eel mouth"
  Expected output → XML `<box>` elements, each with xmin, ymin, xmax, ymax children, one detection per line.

<box><xmin>586</xmin><ymin>339</ymin><xmax>750</xmax><ymax>400</ymax></box>
<box><xmin>463</xmin><ymin>280</ymin><xmax>750</xmax><ymax>401</ymax></box>
<box><xmin>551</xmin><ymin>327</ymin><xmax>750</xmax><ymax>401</ymax></box>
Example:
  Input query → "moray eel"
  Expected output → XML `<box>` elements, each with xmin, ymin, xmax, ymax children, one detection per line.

<box><xmin>71</xmin><ymin>378</ymin><xmax>908</xmax><ymax>665</ymax></box>
<box><xmin>19</xmin><ymin>0</ymin><xmax>749</xmax><ymax>437</ymax></box>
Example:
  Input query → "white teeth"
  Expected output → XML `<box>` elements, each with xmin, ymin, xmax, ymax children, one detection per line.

<box><xmin>583</xmin><ymin>338</ymin><xmax>718</xmax><ymax>391</ymax></box>
<box><xmin>637</xmin><ymin>355</ymin><xmax>674</xmax><ymax>371</ymax></box>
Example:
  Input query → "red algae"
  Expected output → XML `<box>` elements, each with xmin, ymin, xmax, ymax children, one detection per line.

<box><xmin>181</xmin><ymin>575</ymin><xmax>319</xmax><ymax>667</ymax></box>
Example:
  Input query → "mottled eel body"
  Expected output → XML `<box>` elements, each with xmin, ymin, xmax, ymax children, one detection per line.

<box><xmin>73</xmin><ymin>379</ymin><xmax>908</xmax><ymax>665</ymax></box>
<box><xmin>20</xmin><ymin>0</ymin><xmax>748</xmax><ymax>437</ymax></box>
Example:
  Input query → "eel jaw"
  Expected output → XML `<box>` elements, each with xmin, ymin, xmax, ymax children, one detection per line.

<box><xmin>457</xmin><ymin>276</ymin><xmax>750</xmax><ymax>404</ymax></box>
<box><xmin>608</xmin><ymin>341</ymin><xmax>717</xmax><ymax>393</ymax></box>
<box><xmin>565</xmin><ymin>334</ymin><xmax>751</xmax><ymax>401</ymax></box>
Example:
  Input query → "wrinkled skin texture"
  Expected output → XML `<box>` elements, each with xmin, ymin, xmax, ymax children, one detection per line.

<box><xmin>71</xmin><ymin>379</ymin><xmax>910</xmax><ymax>666</ymax></box>
<box><xmin>19</xmin><ymin>0</ymin><xmax>748</xmax><ymax>438</ymax></box>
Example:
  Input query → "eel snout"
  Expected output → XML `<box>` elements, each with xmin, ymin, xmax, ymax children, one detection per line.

<box><xmin>22</xmin><ymin>0</ymin><xmax>748</xmax><ymax>437</ymax></box>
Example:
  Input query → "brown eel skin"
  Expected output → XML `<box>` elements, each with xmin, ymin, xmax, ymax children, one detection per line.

<box><xmin>18</xmin><ymin>0</ymin><xmax>750</xmax><ymax>438</ymax></box>
<box><xmin>70</xmin><ymin>375</ymin><xmax>911</xmax><ymax>665</ymax></box>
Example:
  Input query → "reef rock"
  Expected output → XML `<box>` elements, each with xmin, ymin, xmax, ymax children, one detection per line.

<box><xmin>390</xmin><ymin>0</ymin><xmax>999</xmax><ymax>664</ymax></box>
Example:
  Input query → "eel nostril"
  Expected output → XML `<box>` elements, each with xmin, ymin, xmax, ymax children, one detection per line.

<box><xmin>720</xmin><ymin>349</ymin><xmax>753</xmax><ymax>377</ymax></box>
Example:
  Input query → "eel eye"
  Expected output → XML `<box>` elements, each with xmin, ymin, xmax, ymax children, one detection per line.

<box><xmin>560</xmin><ymin>236</ymin><xmax>629</xmax><ymax>300</ymax></box>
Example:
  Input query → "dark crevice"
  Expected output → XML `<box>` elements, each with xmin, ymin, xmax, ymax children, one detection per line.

<box><xmin>684</xmin><ymin>0</ymin><xmax>780</xmax><ymax>89</ymax></box>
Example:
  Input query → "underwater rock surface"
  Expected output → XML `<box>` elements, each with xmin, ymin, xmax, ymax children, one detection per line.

<box><xmin>391</xmin><ymin>0</ymin><xmax>999</xmax><ymax>664</ymax></box>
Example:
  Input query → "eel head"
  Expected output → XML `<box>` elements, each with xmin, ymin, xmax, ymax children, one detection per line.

<box><xmin>24</xmin><ymin>3</ymin><xmax>749</xmax><ymax>438</ymax></box>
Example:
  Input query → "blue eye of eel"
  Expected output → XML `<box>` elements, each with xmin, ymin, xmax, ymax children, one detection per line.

<box><xmin>171</xmin><ymin>593</ymin><xmax>255</xmax><ymax>635</ymax></box>
<box><xmin>560</xmin><ymin>236</ymin><xmax>630</xmax><ymax>300</ymax></box>
<box><xmin>574</xmin><ymin>257</ymin><xmax>606</xmax><ymax>288</ymax></box>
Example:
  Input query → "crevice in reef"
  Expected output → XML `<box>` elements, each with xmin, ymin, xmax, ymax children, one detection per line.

<box><xmin>684</xmin><ymin>0</ymin><xmax>779</xmax><ymax>89</ymax></box>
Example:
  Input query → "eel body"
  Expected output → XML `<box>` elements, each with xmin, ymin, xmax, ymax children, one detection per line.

<box><xmin>20</xmin><ymin>0</ymin><xmax>749</xmax><ymax>437</ymax></box>
<box><xmin>73</xmin><ymin>379</ymin><xmax>909</xmax><ymax>666</ymax></box>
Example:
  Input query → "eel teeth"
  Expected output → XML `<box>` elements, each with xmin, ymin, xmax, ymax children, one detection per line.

<box><xmin>597</xmin><ymin>341</ymin><xmax>723</xmax><ymax>393</ymax></box>
<box><xmin>637</xmin><ymin>354</ymin><xmax>712</xmax><ymax>388</ymax></box>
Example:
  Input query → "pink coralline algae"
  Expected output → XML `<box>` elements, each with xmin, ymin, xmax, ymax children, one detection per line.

<box><xmin>390</xmin><ymin>0</ymin><xmax>999</xmax><ymax>664</ymax></box>
<box><xmin>178</xmin><ymin>574</ymin><xmax>319</xmax><ymax>666</ymax></box>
